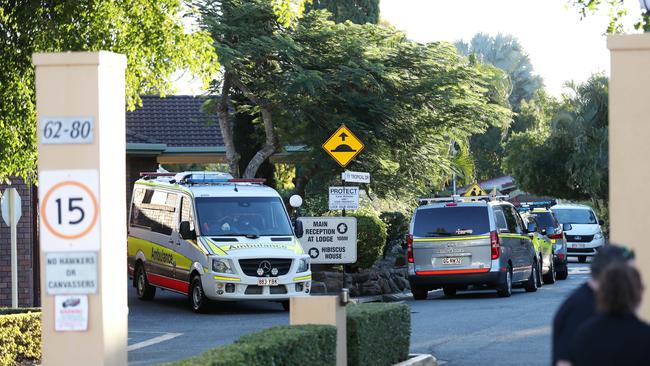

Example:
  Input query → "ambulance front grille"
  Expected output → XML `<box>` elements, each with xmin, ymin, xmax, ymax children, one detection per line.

<box><xmin>239</xmin><ymin>258</ymin><xmax>292</xmax><ymax>277</ymax></box>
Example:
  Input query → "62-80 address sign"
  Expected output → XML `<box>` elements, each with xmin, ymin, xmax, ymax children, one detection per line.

<box><xmin>40</xmin><ymin>117</ymin><xmax>94</xmax><ymax>144</ymax></box>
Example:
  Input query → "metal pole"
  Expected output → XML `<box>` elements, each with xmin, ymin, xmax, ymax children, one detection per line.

<box><xmin>10</xmin><ymin>189</ymin><xmax>18</xmax><ymax>308</ymax></box>
<box><xmin>341</xmin><ymin>174</ymin><xmax>347</xmax><ymax>294</ymax></box>
<box><xmin>453</xmin><ymin>173</ymin><xmax>457</xmax><ymax>196</ymax></box>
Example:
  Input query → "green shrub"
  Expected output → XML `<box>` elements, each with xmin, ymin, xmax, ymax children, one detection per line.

<box><xmin>350</xmin><ymin>209</ymin><xmax>388</xmax><ymax>269</ymax></box>
<box><xmin>380</xmin><ymin>211</ymin><xmax>409</xmax><ymax>257</ymax></box>
<box><xmin>0</xmin><ymin>310</ymin><xmax>41</xmax><ymax>366</ymax></box>
<box><xmin>347</xmin><ymin>303</ymin><xmax>410</xmax><ymax>366</ymax></box>
<box><xmin>166</xmin><ymin>324</ymin><xmax>336</xmax><ymax>366</ymax></box>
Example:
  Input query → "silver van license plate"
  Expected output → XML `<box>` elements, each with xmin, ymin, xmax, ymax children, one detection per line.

<box><xmin>258</xmin><ymin>278</ymin><xmax>279</xmax><ymax>286</ymax></box>
<box><xmin>442</xmin><ymin>257</ymin><xmax>462</xmax><ymax>265</ymax></box>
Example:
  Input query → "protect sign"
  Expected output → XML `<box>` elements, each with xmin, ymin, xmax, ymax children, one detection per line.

<box><xmin>329</xmin><ymin>186</ymin><xmax>359</xmax><ymax>211</ymax></box>
<box><xmin>297</xmin><ymin>217</ymin><xmax>357</xmax><ymax>264</ymax></box>
<box><xmin>39</xmin><ymin>170</ymin><xmax>100</xmax><ymax>251</ymax></box>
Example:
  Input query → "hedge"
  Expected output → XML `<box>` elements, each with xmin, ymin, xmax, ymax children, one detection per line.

<box><xmin>0</xmin><ymin>308</ymin><xmax>41</xmax><ymax>366</ymax></box>
<box><xmin>167</xmin><ymin>324</ymin><xmax>336</xmax><ymax>366</ymax></box>
<box><xmin>347</xmin><ymin>303</ymin><xmax>411</xmax><ymax>366</ymax></box>
<box><xmin>350</xmin><ymin>209</ymin><xmax>388</xmax><ymax>269</ymax></box>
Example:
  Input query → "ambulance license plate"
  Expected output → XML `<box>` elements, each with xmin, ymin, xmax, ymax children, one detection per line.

<box><xmin>258</xmin><ymin>278</ymin><xmax>279</xmax><ymax>286</ymax></box>
<box><xmin>442</xmin><ymin>257</ymin><xmax>462</xmax><ymax>265</ymax></box>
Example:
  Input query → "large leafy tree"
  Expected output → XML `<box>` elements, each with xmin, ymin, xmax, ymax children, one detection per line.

<box><xmin>199</xmin><ymin>3</ymin><xmax>511</xmax><ymax>200</ymax></box>
<box><xmin>456</xmin><ymin>33</ymin><xmax>543</xmax><ymax>111</ymax></box>
<box><xmin>503</xmin><ymin>75</ymin><xmax>608</xmax><ymax>209</ymax></box>
<box><xmin>306</xmin><ymin>0</ymin><xmax>380</xmax><ymax>24</ymax></box>
<box><xmin>456</xmin><ymin>33</ymin><xmax>543</xmax><ymax>180</ymax></box>
<box><xmin>0</xmin><ymin>0</ymin><xmax>218</xmax><ymax>183</ymax></box>
<box><xmin>569</xmin><ymin>0</ymin><xmax>650</xmax><ymax>33</ymax></box>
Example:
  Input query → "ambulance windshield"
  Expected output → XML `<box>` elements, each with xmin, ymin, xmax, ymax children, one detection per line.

<box><xmin>195</xmin><ymin>197</ymin><xmax>293</xmax><ymax>237</ymax></box>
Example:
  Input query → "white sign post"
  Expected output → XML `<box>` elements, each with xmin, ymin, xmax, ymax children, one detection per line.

<box><xmin>1</xmin><ymin>188</ymin><xmax>22</xmax><ymax>308</ymax></box>
<box><xmin>298</xmin><ymin>217</ymin><xmax>357</xmax><ymax>264</ymax></box>
<box><xmin>328</xmin><ymin>186</ymin><xmax>359</xmax><ymax>211</ymax></box>
<box><xmin>342</xmin><ymin>171</ymin><xmax>370</xmax><ymax>184</ymax></box>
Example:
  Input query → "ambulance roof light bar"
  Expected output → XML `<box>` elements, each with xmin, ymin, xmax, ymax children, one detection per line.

<box><xmin>418</xmin><ymin>194</ymin><xmax>509</xmax><ymax>205</ymax></box>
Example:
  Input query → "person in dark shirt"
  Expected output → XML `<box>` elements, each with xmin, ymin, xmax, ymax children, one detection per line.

<box><xmin>568</xmin><ymin>264</ymin><xmax>650</xmax><ymax>366</ymax></box>
<box><xmin>552</xmin><ymin>245</ymin><xmax>635</xmax><ymax>365</ymax></box>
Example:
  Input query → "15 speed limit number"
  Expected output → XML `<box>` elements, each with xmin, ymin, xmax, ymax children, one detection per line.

<box><xmin>39</xmin><ymin>170</ymin><xmax>100</xmax><ymax>251</ymax></box>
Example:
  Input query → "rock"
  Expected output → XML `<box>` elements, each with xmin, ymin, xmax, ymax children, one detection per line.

<box><xmin>353</xmin><ymin>272</ymin><xmax>370</xmax><ymax>283</ymax></box>
<box><xmin>360</xmin><ymin>282</ymin><xmax>382</xmax><ymax>296</ymax></box>
<box><xmin>311</xmin><ymin>281</ymin><xmax>327</xmax><ymax>294</ymax></box>
<box><xmin>324</xmin><ymin>278</ymin><xmax>342</xmax><ymax>293</ymax></box>
<box><xmin>312</xmin><ymin>271</ymin><xmax>327</xmax><ymax>281</ymax></box>
<box><xmin>378</xmin><ymin>278</ymin><xmax>393</xmax><ymax>293</ymax></box>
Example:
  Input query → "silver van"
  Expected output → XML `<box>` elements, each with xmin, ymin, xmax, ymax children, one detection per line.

<box><xmin>407</xmin><ymin>197</ymin><xmax>539</xmax><ymax>299</ymax></box>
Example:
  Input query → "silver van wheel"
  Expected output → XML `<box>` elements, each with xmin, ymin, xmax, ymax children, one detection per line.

<box><xmin>497</xmin><ymin>266</ymin><xmax>512</xmax><ymax>297</ymax></box>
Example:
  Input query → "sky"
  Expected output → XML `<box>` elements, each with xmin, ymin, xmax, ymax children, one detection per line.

<box><xmin>379</xmin><ymin>0</ymin><xmax>642</xmax><ymax>96</ymax></box>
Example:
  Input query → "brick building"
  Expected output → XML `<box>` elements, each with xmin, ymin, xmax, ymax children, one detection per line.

<box><xmin>0</xmin><ymin>179</ymin><xmax>38</xmax><ymax>306</ymax></box>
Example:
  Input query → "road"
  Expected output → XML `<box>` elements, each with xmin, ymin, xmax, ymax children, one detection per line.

<box><xmin>127</xmin><ymin>260</ymin><xmax>590</xmax><ymax>365</ymax></box>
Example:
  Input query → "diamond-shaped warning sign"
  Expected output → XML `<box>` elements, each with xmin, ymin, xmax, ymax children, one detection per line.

<box><xmin>322</xmin><ymin>125</ymin><xmax>365</xmax><ymax>168</ymax></box>
<box><xmin>463</xmin><ymin>183</ymin><xmax>488</xmax><ymax>197</ymax></box>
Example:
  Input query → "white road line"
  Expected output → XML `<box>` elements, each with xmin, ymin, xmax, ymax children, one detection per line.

<box><xmin>568</xmin><ymin>267</ymin><xmax>591</xmax><ymax>275</ymax></box>
<box><xmin>127</xmin><ymin>332</ymin><xmax>182</xmax><ymax>352</ymax></box>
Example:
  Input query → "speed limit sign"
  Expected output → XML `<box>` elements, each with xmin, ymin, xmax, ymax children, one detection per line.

<box><xmin>39</xmin><ymin>170</ymin><xmax>100</xmax><ymax>251</ymax></box>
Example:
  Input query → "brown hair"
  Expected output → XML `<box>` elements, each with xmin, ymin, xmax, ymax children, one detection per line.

<box><xmin>597</xmin><ymin>264</ymin><xmax>644</xmax><ymax>315</ymax></box>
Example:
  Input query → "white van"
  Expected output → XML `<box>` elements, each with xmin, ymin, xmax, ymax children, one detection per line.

<box><xmin>551</xmin><ymin>203</ymin><xmax>605</xmax><ymax>263</ymax></box>
<box><xmin>127</xmin><ymin>171</ymin><xmax>311</xmax><ymax>312</ymax></box>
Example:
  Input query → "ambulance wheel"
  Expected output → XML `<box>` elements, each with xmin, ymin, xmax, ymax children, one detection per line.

<box><xmin>190</xmin><ymin>275</ymin><xmax>209</xmax><ymax>313</ymax></box>
<box><xmin>525</xmin><ymin>260</ymin><xmax>539</xmax><ymax>293</ymax></box>
<box><xmin>281</xmin><ymin>300</ymin><xmax>290</xmax><ymax>312</ymax></box>
<box><xmin>135</xmin><ymin>264</ymin><xmax>156</xmax><ymax>301</ymax></box>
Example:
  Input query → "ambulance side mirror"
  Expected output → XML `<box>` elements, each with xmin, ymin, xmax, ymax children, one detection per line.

<box><xmin>179</xmin><ymin>221</ymin><xmax>196</xmax><ymax>240</ymax></box>
<box><xmin>294</xmin><ymin>219</ymin><xmax>304</xmax><ymax>239</ymax></box>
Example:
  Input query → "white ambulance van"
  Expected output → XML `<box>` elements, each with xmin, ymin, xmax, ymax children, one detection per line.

<box><xmin>127</xmin><ymin>171</ymin><xmax>311</xmax><ymax>312</ymax></box>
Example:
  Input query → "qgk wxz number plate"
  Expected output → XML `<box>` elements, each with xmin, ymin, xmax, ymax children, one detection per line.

<box><xmin>257</xmin><ymin>278</ymin><xmax>279</xmax><ymax>286</ymax></box>
<box><xmin>442</xmin><ymin>257</ymin><xmax>462</xmax><ymax>265</ymax></box>
<box><xmin>40</xmin><ymin>117</ymin><xmax>94</xmax><ymax>144</ymax></box>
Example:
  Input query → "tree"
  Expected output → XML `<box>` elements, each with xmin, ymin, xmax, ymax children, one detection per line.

<box><xmin>569</xmin><ymin>0</ymin><xmax>650</xmax><ymax>33</ymax></box>
<box><xmin>198</xmin><ymin>3</ymin><xmax>511</xmax><ymax>201</ymax></box>
<box><xmin>267</xmin><ymin>11</ymin><xmax>512</xmax><ymax>200</ymax></box>
<box><xmin>0</xmin><ymin>0</ymin><xmax>218</xmax><ymax>183</ymax></box>
<box><xmin>306</xmin><ymin>0</ymin><xmax>380</xmax><ymax>24</ymax></box>
<box><xmin>503</xmin><ymin>75</ymin><xmax>608</xmax><ymax>208</ymax></box>
<box><xmin>456</xmin><ymin>33</ymin><xmax>543</xmax><ymax>111</ymax></box>
<box><xmin>455</xmin><ymin>33</ymin><xmax>543</xmax><ymax>180</ymax></box>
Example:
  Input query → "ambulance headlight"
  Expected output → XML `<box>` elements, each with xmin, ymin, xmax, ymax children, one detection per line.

<box><xmin>212</xmin><ymin>259</ymin><xmax>234</xmax><ymax>274</ymax></box>
<box><xmin>297</xmin><ymin>258</ymin><xmax>310</xmax><ymax>273</ymax></box>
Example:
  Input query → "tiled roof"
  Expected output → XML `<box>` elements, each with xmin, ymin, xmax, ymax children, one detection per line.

<box><xmin>125</xmin><ymin>95</ymin><xmax>224</xmax><ymax>147</ymax></box>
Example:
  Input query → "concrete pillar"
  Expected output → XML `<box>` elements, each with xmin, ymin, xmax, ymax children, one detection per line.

<box><xmin>33</xmin><ymin>52</ymin><xmax>127</xmax><ymax>365</ymax></box>
<box><xmin>608</xmin><ymin>34</ymin><xmax>650</xmax><ymax>321</ymax></box>
<box><xmin>290</xmin><ymin>296</ymin><xmax>346</xmax><ymax>366</ymax></box>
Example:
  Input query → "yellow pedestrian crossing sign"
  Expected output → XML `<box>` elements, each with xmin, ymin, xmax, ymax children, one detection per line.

<box><xmin>322</xmin><ymin>124</ymin><xmax>365</xmax><ymax>168</ymax></box>
<box><xmin>463</xmin><ymin>183</ymin><xmax>488</xmax><ymax>197</ymax></box>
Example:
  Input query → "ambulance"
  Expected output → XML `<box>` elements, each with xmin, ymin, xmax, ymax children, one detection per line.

<box><xmin>127</xmin><ymin>171</ymin><xmax>311</xmax><ymax>312</ymax></box>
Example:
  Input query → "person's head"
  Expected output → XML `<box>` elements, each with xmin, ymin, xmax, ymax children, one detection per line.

<box><xmin>597</xmin><ymin>263</ymin><xmax>644</xmax><ymax>315</ymax></box>
<box><xmin>591</xmin><ymin>244</ymin><xmax>636</xmax><ymax>282</ymax></box>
